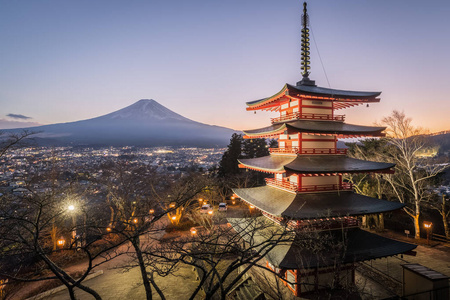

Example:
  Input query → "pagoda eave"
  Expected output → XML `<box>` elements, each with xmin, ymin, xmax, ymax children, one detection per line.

<box><xmin>239</xmin><ymin>155</ymin><xmax>395</xmax><ymax>174</ymax></box>
<box><xmin>238</xmin><ymin>163</ymin><xmax>285</xmax><ymax>174</ymax></box>
<box><xmin>233</xmin><ymin>186</ymin><xmax>404</xmax><ymax>220</ymax></box>
<box><xmin>246</xmin><ymin>84</ymin><xmax>382</xmax><ymax>111</ymax></box>
<box><xmin>228</xmin><ymin>217</ymin><xmax>416</xmax><ymax>270</ymax></box>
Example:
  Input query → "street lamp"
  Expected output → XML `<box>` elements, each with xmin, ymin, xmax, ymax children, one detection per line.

<box><xmin>67</xmin><ymin>205</ymin><xmax>77</xmax><ymax>245</ymax></box>
<box><xmin>424</xmin><ymin>221</ymin><xmax>433</xmax><ymax>245</ymax></box>
<box><xmin>57</xmin><ymin>236</ymin><xmax>66</xmax><ymax>249</ymax></box>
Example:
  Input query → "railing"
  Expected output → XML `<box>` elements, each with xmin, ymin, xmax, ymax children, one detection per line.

<box><xmin>265</xmin><ymin>178</ymin><xmax>298</xmax><ymax>191</ymax></box>
<box><xmin>269</xmin><ymin>147</ymin><xmax>347</xmax><ymax>155</ymax></box>
<box><xmin>265</xmin><ymin>178</ymin><xmax>353</xmax><ymax>193</ymax></box>
<box><xmin>297</xmin><ymin>183</ymin><xmax>353</xmax><ymax>192</ymax></box>
<box><xmin>271</xmin><ymin>112</ymin><xmax>345</xmax><ymax>124</ymax></box>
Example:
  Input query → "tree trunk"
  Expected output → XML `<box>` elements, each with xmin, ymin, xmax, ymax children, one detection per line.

<box><xmin>361</xmin><ymin>215</ymin><xmax>367</xmax><ymax>228</ymax></box>
<box><xmin>51</xmin><ymin>222</ymin><xmax>57</xmax><ymax>251</ymax></box>
<box><xmin>441</xmin><ymin>195</ymin><xmax>450</xmax><ymax>239</ymax></box>
<box><xmin>378</xmin><ymin>213</ymin><xmax>385</xmax><ymax>231</ymax></box>
<box><xmin>414</xmin><ymin>214</ymin><xmax>420</xmax><ymax>239</ymax></box>
<box><xmin>68</xmin><ymin>286</ymin><xmax>76</xmax><ymax>300</ymax></box>
<box><xmin>442</xmin><ymin>212</ymin><xmax>450</xmax><ymax>239</ymax></box>
<box><xmin>132</xmin><ymin>236</ymin><xmax>153</xmax><ymax>300</ymax></box>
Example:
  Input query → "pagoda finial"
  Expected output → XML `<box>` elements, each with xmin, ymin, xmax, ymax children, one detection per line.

<box><xmin>297</xmin><ymin>2</ymin><xmax>316</xmax><ymax>86</ymax></box>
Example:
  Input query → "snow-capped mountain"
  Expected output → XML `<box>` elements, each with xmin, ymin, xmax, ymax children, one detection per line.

<box><xmin>13</xmin><ymin>100</ymin><xmax>236</xmax><ymax>147</ymax></box>
<box><xmin>93</xmin><ymin>99</ymin><xmax>192</xmax><ymax>122</ymax></box>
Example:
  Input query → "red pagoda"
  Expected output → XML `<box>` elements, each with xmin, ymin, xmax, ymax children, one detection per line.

<box><xmin>231</xmin><ymin>2</ymin><xmax>416</xmax><ymax>297</ymax></box>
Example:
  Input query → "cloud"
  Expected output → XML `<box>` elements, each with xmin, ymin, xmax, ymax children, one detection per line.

<box><xmin>7</xmin><ymin>113</ymin><xmax>32</xmax><ymax>120</ymax></box>
<box><xmin>0</xmin><ymin>119</ymin><xmax>41</xmax><ymax>129</ymax></box>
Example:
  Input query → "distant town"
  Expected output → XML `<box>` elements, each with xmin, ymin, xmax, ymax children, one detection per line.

<box><xmin>0</xmin><ymin>146</ymin><xmax>225</xmax><ymax>196</ymax></box>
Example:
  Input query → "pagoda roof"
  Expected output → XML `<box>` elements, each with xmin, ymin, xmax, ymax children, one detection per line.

<box><xmin>228</xmin><ymin>217</ymin><xmax>417</xmax><ymax>270</ymax></box>
<box><xmin>233</xmin><ymin>186</ymin><xmax>404</xmax><ymax>219</ymax></box>
<box><xmin>243</xmin><ymin>120</ymin><xmax>386</xmax><ymax>138</ymax></box>
<box><xmin>238</xmin><ymin>155</ymin><xmax>394</xmax><ymax>174</ymax></box>
<box><xmin>246</xmin><ymin>84</ymin><xmax>381</xmax><ymax>111</ymax></box>
<box><xmin>286</xmin><ymin>83</ymin><xmax>381</xmax><ymax>100</ymax></box>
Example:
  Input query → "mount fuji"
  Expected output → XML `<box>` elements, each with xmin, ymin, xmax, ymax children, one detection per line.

<box><xmin>16</xmin><ymin>100</ymin><xmax>237</xmax><ymax>147</ymax></box>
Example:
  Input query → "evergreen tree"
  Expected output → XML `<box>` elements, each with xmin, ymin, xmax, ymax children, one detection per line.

<box><xmin>218</xmin><ymin>133</ymin><xmax>243</xmax><ymax>177</ymax></box>
<box><xmin>242</xmin><ymin>138</ymin><xmax>269</xmax><ymax>158</ymax></box>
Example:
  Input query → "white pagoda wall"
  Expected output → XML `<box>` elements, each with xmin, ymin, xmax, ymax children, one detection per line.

<box><xmin>302</xmin><ymin>176</ymin><xmax>339</xmax><ymax>186</ymax></box>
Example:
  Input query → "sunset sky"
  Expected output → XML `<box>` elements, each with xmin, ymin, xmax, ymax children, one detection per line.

<box><xmin>1</xmin><ymin>0</ymin><xmax>449</xmax><ymax>133</ymax></box>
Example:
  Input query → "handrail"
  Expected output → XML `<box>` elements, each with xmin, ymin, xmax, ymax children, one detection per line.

<box><xmin>269</xmin><ymin>148</ymin><xmax>347</xmax><ymax>155</ymax></box>
<box><xmin>265</xmin><ymin>178</ymin><xmax>353</xmax><ymax>192</ymax></box>
<box><xmin>271</xmin><ymin>112</ymin><xmax>345</xmax><ymax>123</ymax></box>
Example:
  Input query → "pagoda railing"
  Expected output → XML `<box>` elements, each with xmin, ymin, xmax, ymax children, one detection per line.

<box><xmin>265</xmin><ymin>178</ymin><xmax>298</xmax><ymax>191</ymax></box>
<box><xmin>271</xmin><ymin>112</ymin><xmax>345</xmax><ymax>123</ymax></box>
<box><xmin>269</xmin><ymin>147</ymin><xmax>347</xmax><ymax>155</ymax></box>
<box><xmin>297</xmin><ymin>182</ymin><xmax>353</xmax><ymax>192</ymax></box>
<box><xmin>265</xmin><ymin>178</ymin><xmax>353</xmax><ymax>193</ymax></box>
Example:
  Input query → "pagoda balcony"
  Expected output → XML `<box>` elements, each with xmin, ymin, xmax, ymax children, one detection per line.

<box><xmin>271</xmin><ymin>112</ymin><xmax>345</xmax><ymax>124</ymax></box>
<box><xmin>269</xmin><ymin>147</ymin><xmax>347</xmax><ymax>155</ymax></box>
<box><xmin>265</xmin><ymin>178</ymin><xmax>353</xmax><ymax>193</ymax></box>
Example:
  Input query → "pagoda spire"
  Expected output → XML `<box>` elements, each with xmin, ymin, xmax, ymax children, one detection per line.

<box><xmin>297</xmin><ymin>2</ymin><xmax>316</xmax><ymax>86</ymax></box>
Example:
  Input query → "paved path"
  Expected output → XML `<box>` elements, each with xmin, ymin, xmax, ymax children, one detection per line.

<box><xmin>32</xmin><ymin>225</ymin><xmax>203</xmax><ymax>300</ymax></box>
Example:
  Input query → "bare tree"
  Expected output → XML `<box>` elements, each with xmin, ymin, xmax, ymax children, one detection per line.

<box><xmin>137</xmin><ymin>216</ymin><xmax>296</xmax><ymax>300</ymax></box>
<box><xmin>0</xmin><ymin>185</ymin><xmax>112</xmax><ymax>300</ymax></box>
<box><xmin>346</xmin><ymin>139</ymin><xmax>391</xmax><ymax>230</ymax></box>
<box><xmin>381</xmin><ymin>111</ymin><xmax>448</xmax><ymax>239</ymax></box>
<box><xmin>0</xmin><ymin>130</ymin><xmax>35</xmax><ymax>158</ymax></box>
<box><xmin>97</xmin><ymin>160</ymin><xmax>208</xmax><ymax>300</ymax></box>
<box><xmin>430</xmin><ymin>194</ymin><xmax>450</xmax><ymax>238</ymax></box>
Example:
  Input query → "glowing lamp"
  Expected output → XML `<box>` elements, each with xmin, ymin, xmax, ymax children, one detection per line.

<box><xmin>68</xmin><ymin>205</ymin><xmax>75</xmax><ymax>211</ymax></box>
<box><xmin>208</xmin><ymin>210</ymin><xmax>213</xmax><ymax>215</ymax></box>
<box><xmin>424</xmin><ymin>221</ymin><xmax>432</xmax><ymax>229</ymax></box>
<box><xmin>106</xmin><ymin>227</ymin><xmax>111</xmax><ymax>232</ymax></box>
<box><xmin>171</xmin><ymin>216</ymin><xmax>177</xmax><ymax>220</ymax></box>
<box><xmin>249</xmin><ymin>205</ymin><xmax>255</xmax><ymax>209</ymax></box>
<box><xmin>57</xmin><ymin>237</ymin><xmax>66</xmax><ymax>247</ymax></box>
<box><xmin>133</xmin><ymin>218</ymin><xmax>138</xmax><ymax>223</ymax></box>
<box><xmin>149</xmin><ymin>209</ymin><xmax>155</xmax><ymax>214</ymax></box>
<box><xmin>190</xmin><ymin>227</ymin><xmax>197</xmax><ymax>235</ymax></box>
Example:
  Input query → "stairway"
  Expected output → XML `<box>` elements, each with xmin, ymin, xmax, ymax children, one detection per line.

<box><xmin>228</xmin><ymin>277</ymin><xmax>266</xmax><ymax>300</ymax></box>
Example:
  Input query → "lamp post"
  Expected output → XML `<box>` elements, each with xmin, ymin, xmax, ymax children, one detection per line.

<box><xmin>67</xmin><ymin>205</ymin><xmax>76</xmax><ymax>247</ymax></box>
<box><xmin>424</xmin><ymin>221</ymin><xmax>433</xmax><ymax>245</ymax></box>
